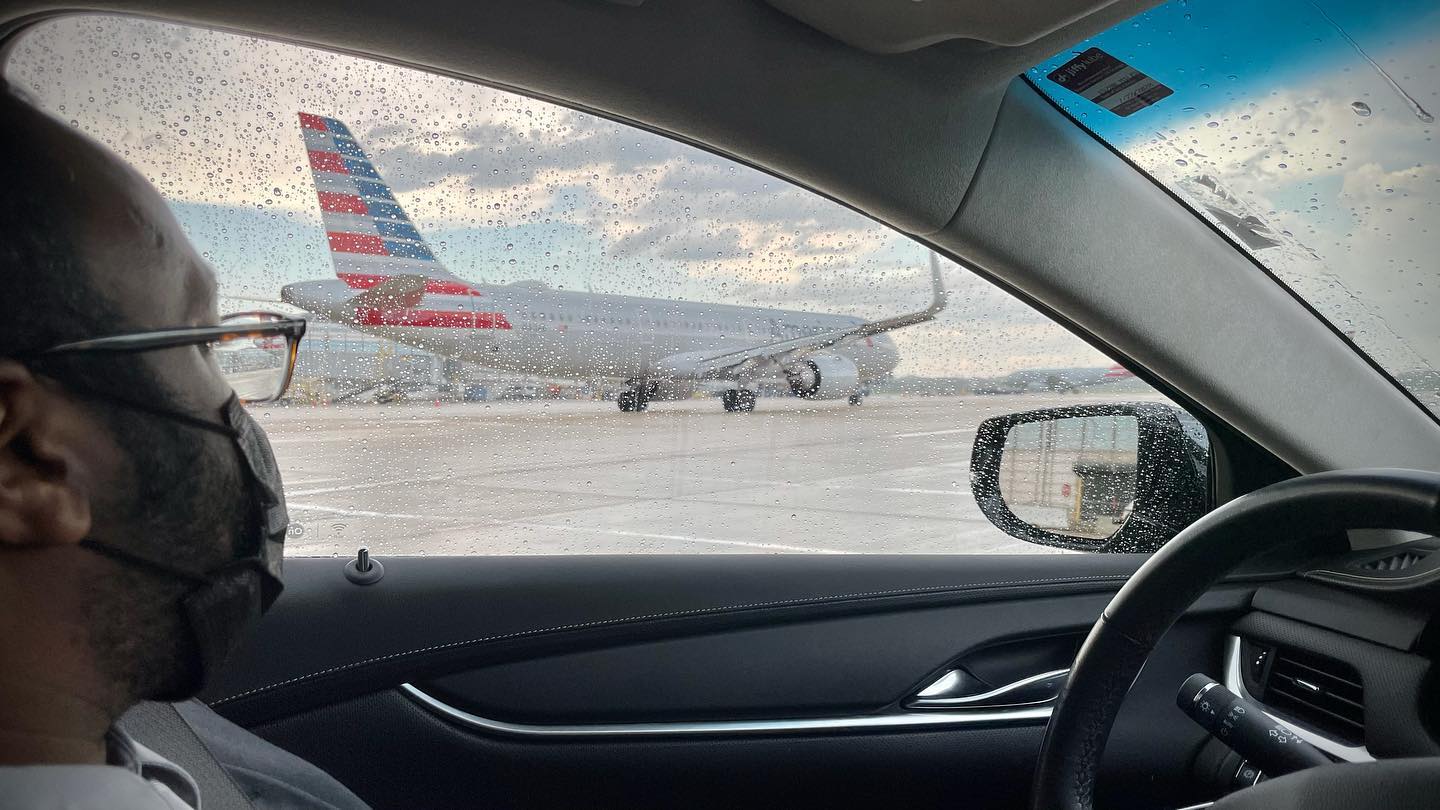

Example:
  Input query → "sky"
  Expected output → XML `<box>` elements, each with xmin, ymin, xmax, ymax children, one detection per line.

<box><xmin>1030</xmin><ymin>0</ymin><xmax>1439</xmax><ymax>406</ymax></box>
<box><xmin>5</xmin><ymin>3</ymin><xmax>1435</xmax><ymax>393</ymax></box>
<box><xmin>6</xmin><ymin>14</ymin><xmax>1103</xmax><ymax>379</ymax></box>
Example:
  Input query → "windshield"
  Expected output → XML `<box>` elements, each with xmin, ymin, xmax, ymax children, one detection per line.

<box><xmin>1031</xmin><ymin>0</ymin><xmax>1440</xmax><ymax>418</ymax></box>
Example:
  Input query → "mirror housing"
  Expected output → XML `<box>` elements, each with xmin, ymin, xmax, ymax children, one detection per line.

<box><xmin>969</xmin><ymin>402</ymin><xmax>1208</xmax><ymax>553</ymax></box>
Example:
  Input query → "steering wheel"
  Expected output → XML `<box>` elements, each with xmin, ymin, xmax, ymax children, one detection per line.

<box><xmin>1030</xmin><ymin>468</ymin><xmax>1440</xmax><ymax>810</ymax></box>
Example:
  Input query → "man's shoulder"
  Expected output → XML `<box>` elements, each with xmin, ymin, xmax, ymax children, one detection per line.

<box><xmin>0</xmin><ymin>764</ymin><xmax>193</xmax><ymax>810</ymax></box>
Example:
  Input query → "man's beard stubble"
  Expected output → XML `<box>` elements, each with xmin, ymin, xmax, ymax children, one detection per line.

<box><xmin>81</xmin><ymin>402</ymin><xmax>249</xmax><ymax>704</ymax></box>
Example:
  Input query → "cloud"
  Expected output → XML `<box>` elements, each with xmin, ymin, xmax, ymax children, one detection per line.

<box><xmin>7</xmin><ymin>13</ymin><xmax>1118</xmax><ymax>378</ymax></box>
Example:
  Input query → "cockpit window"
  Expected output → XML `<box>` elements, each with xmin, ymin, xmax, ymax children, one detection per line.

<box><xmin>1030</xmin><ymin>0</ymin><xmax>1440</xmax><ymax>419</ymax></box>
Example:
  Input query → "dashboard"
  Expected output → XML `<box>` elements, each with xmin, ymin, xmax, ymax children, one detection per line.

<box><xmin>1187</xmin><ymin>536</ymin><xmax>1440</xmax><ymax>798</ymax></box>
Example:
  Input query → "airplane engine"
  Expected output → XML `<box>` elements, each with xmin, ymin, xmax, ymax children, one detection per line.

<box><xmin>785</xmin><ymin>355</ymin><xmax>861</xmax><ymax>399</ymax></box>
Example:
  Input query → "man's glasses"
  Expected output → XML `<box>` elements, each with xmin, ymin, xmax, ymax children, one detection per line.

<box><xmin>29</xmin><ymin>312</ymin><xmax>307</xmax><ymax>403</ymax></box>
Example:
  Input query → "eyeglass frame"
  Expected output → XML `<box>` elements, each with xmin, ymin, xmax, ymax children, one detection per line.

<box><xmin>17</xmin><ymin>311</ymin><xmax>308</xmax><ymax>404</ymax></box>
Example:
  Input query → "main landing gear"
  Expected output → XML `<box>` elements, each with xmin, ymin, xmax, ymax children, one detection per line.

<box><xmin>617</xmin><ymin>380</ymin><xmax>657</xmax><ymax>412</ymax></box>
<box><xmin>722</xmin><ymin>389</ymin><xmax>757</xmax><ymax>413</ymax></box>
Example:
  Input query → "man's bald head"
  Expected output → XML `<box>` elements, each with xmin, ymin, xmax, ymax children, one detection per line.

<box><xmin>0</xmin><ymin>80</ymin><xmax>212</xmax><ymax>359</ymax></box>
<box><xmin>0</xmin><ymin>82</ymin><xmax>111</xmax><ymax>357</ymax></box>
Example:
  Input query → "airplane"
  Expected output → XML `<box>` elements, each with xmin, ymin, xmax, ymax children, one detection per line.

<box><xmin>280</xmin><ymin>113</ymin><xmax>948</xmax><ymax>412</ymax></box>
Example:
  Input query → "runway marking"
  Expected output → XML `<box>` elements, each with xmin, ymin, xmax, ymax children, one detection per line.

<box><xmin>289</xmin><ymin>455</ymin><xmax>976</xmax><ymax>502</ymax></box>
<box><xmin>290</xmin><ymin>502</ymin><xmax>452</xmax><ymax>521</ymax></box>
<box><xmin>894</xmin><ymin>428</ymin><xmax>975</xmax><ymax>438</ymax></box>
<box><xmin>289</xmin><ymin>473</ymin><xmax>460</xmax><ymax>497</ymax></box>
<box><xmin>280</xmin><ymin>476</ymin><xmax>344</xmax><ymax>487</ymax></box>
<box><xmin>877</xmin><ymin>487</ymin><xmax>971</xmax><ymax>496</ymax></box>
<box><xmin>264</xmin><ymin>418</ymin><xmax>467</xmax><ymax>443</ymax></box>
<box><xmin>504</xmin><ymin>521</ymin><xmax>849</xmax><ymax>554</ymax></box>
<box><xmin>288</xmin><ymin>502</ymin><xmax>847</xmax><ymax>554</ymax></box>
<box><xmin>699</xmin><ymin>476</ymin><xmax>970</xmax><ymax>498</ymax></box>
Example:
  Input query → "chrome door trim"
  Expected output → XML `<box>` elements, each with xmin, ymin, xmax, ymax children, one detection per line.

<box><xmin>908</xmin><ymin>667</ymin><xmax>1070</xmax><ymax>709</ymax></box>
<box><xmin>399</xmin><ymin>682</ymin><xmax>1053</xmax><ymax>738</ymax></box>
<box><xmin>1224</xmin><ymin>635</ymin><xmax>1374</xmax><ymax>763</ymax></box>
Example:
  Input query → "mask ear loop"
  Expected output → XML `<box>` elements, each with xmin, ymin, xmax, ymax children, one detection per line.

<box><xmin>49</xmin><ymin>374</ymin><xmax>286</xmax><ymax>608</ymax></box>
<box><xmin>53</xmin><ymin>379</ymin><xmax>253</xmax><ymax>576</ymax></box>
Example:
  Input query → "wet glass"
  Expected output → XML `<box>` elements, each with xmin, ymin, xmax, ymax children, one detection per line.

<box><xmin>998</xmin><ymin>415</ymin><xmax>1139</xmax><ymax>540</ymax></box>
<box><xmin>1030</xmin><ymin>0</ymin><xmax>1440</xmax><ymax>419</ymax></box>
<box><xmin>6</xmin><ymin>15</ymin><xmax>1204</xmax><ymax>557</ymax></box>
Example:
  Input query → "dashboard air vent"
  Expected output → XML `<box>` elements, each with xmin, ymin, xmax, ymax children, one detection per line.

<box><xmin>1360</xmin><ymin>550</ymin><xmax>1427</xmax><ymax>572</ymax></box>
<box><xmin>1261</xmin><ymin>646</ymin><xmax>1364</xmax><ymax>745</ymax></box>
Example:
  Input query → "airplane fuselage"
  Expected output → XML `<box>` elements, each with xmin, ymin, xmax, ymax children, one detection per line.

<box><xmin>287</xmin><ymin>112</ymin><xmax>921</xmax><ymax>408</ymax></box>
<box><xmin>282</xmin><ymin>278</ymin><xmax>902</xmax><ymax>388</ymax></box>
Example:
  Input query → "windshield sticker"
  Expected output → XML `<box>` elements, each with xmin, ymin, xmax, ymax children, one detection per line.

<box><xmin>1046</xmin><ymin>48</ymin><xmax>1172</xmax><ymax>116</ymax></box>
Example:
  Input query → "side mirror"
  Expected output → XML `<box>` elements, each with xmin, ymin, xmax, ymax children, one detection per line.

<box><xmin>969</xmin><ymin>402</ymin><xmax>1208</xmax><ymax>553</ymax></box>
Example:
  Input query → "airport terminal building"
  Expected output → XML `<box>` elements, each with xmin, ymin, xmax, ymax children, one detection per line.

<box><xmin>288</xmin><ymin>316</ymin><xmax>601</xmax><ymax>403</ymax></box>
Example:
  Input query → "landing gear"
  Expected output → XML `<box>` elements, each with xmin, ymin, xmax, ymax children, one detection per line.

<box><xmin>722</xmin><ymin>389</ymin><xmax>757</xmax><ymax>413</ymax></box>
<box><xmin>848</xmin><ymin>391</ymin><xmax>865</xmax><ymax>406</ymax></box>
<box><xmin>617</xmin><ymin>381</ymin><xmax>654</xmax><ymax>412</ymax></box>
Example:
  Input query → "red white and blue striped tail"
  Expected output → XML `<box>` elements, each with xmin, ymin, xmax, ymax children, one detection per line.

<box><xmin>298</xmin><ymin>112</ymin><xmax>477</xmax><ymax>297</ymax></box>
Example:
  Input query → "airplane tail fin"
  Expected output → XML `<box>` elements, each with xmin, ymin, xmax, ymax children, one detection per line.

<box><xmin>298</xmin><ymin>113</ymin><xmax>475</xmax><ymax>296</ymax></box>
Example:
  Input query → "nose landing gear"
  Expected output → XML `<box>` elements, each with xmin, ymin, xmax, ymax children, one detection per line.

<box><xmin>722</xmin><ymin>389</ymin><xmax>757</xmax><ymax>412</ymax></box>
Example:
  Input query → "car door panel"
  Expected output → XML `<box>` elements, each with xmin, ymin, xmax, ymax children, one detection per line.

<box><xmin>417</xmin><ymin>598</ymin><xmax>1111</xmax><ymax>725</ymax></box>
<box><xmin>206</xmin><ymin>555</ymin><xmax>1255</xmax><ymax>809</ymax></box>
<box><xmin>204</xmin><ymin>554</ymin><xmax>1149</xmax><ymax>723</ymax></box>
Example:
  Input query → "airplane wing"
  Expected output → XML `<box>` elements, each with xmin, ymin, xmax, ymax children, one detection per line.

<box><xmin>657</xmin><ymin>252</ymin><xmax>948</xmax><ymax>381</ymax></box>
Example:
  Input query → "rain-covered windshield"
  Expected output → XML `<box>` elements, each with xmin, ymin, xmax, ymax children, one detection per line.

<box><xmin>6</xmin><ymin>15</ymin><xmax>1206</xmax><ymax>557</ymax></box>
<box><xmin>1031</xmin><ymin>0</ymin><xmax>1440</xmax><ymax>418</ymax></box>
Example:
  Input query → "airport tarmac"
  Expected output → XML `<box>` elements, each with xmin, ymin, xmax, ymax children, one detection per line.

<box><xmin>259</xmin><ymin>393</ymin><xmax>1135</xmax><ymax>558</ymax></box>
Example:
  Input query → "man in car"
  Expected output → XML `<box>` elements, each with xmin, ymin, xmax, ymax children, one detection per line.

<box><xmin>0</xmin><ymin>82</ymin><xmax>368</xmax><ymax>809</ymax></box>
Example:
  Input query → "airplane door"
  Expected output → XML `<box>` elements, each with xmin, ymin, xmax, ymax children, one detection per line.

<box><xmin>467</xmin><ymin>293</ymin><xmax>516</xmax><ymax>369</ymax></box>
<box><xmin>636</xmin><ymin>311</ymin><xmax>659</xmax><ymax>373</ymax></box>
<box><xmin>463</xmin><ymin>293</ymin><xmax>492</xmax><ymax>358</ymax></box>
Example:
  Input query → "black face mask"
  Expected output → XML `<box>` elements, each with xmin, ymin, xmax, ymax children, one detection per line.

<box><xmin>78</xmin><ymin>394</ymin><xmax>287</xmax><ymax>695</ymax></box>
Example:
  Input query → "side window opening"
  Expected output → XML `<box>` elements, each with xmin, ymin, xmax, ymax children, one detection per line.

<box><xmin>6</xmin><ymin>14</ymin><xmax>1209</xmax><ymax>557</ymax></box>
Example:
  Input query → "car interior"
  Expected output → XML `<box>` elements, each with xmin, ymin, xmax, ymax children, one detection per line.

<box><xmin>2</xmin><ymin>0</ymin><xmax>1438</xmax><ymax>808</ymax></box>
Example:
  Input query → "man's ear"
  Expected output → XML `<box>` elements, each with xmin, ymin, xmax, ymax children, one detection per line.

<box><xmin>0</xmin><ymin>360</ymin><xmax>92</xmax><ymax>547</ymax></box>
